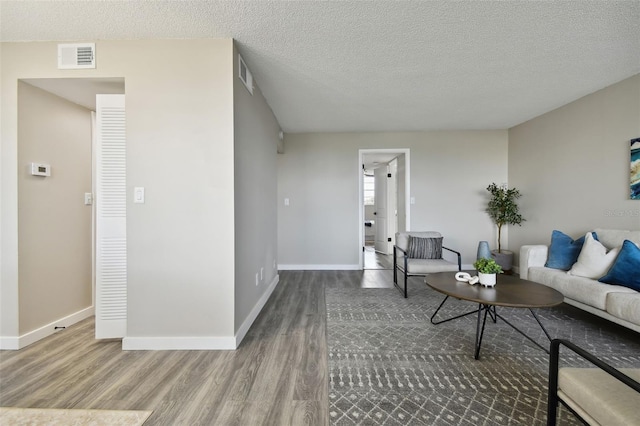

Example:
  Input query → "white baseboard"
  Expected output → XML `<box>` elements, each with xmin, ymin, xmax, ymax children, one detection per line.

<box><xmin>0</xmin><ymin>306</ymin><xmax>94</xmax><ymax>350</ymax></box>
<box><xmin>122</xmin><ymin>274</ymin><xmax>281</xmax><ymax>351</ymax></box>
<box><xmin>278</xmin><ymin>264</ymin><xmax>360</xmax><ymax>270</ymax></box>
<box><xmin>122</xmin><ymin>335</ymin><xmax>237</xmax><ymax>351</ymax></box>
<box><xmin>0</xmin><ymin>337</ymin><xmax>19</xmax><ymax>350</ymax></box>
<box><xmin>235</xmin><ymin>274</ymin><xmax>279</xmax><ymax>347</ymax></box>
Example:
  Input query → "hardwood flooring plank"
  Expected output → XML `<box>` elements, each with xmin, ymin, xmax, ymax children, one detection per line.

<box><xmin>293</xmin><ymin>314</ymin><xmax>327</xmax><ymax>402</ymax></box>
<box><xmin>290</xmin><ymin>400</ymin><xmax>324</xmax><ymax>426</ymax></box>
<box><xmin>0</xmin><ymin>270</ymin><xmax>388</xmax><ymax>425</ymax></box>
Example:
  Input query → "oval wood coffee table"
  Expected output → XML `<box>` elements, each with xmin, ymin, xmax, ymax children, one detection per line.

<box><xmin>425</xmin><ymin>271</ymin><xmax>564</xmax><ymax>360</ymax></box>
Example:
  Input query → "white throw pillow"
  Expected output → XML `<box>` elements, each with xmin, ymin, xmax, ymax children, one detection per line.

<box><xmin>567</xmin><ymin>232</ymin><xmax>620</xmax><ymax>279</ymax></box>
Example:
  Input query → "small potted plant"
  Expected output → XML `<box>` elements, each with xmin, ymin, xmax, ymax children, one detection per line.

<box><xmin>473</xmin><ymin>258</ymin><xmax>503</xmax><ymax>287</ymax></box>
<box><xmin>485</xmin><ymin>183</ymin><xmax>525</xmax><ymax>273</ymax></box>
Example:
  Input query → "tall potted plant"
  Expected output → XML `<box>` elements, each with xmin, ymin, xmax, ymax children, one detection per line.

<box><xmin>485</xmin><ymin>183</ymin><xmax>525</xmax><ymax>272</ymax></box>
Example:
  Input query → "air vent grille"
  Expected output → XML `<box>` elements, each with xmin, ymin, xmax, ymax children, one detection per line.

<box><xmin>58</xmin><ymin>43</ymin><xmax>95</xmax><ymax>69</ymax></box>
<box><xmin>76</xmin><ymin>45</ymin><xmax>94</xmax><ymax>66</ymax></box>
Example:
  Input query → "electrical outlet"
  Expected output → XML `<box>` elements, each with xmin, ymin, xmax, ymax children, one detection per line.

<box><xmin>255</xmin><ymin>273</ymin><xmax>259</xmax><ymax>286</ymax></box>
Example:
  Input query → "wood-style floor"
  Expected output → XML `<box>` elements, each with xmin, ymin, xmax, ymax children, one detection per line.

<box><xmin>363</xmin><ymin>245</ymin><xmax>394</xmax><ymax>270</ymax></box>
<box><xmin>0</xmin><ymin>270</ymin><xmax>396</xmax><ymax>425</ymax></box>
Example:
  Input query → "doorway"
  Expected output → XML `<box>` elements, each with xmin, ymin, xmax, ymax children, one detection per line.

<box><xmin>359</xmin><ymin>149</ymin><xmax>410</xmax><ymax>270</ymax></box>
<box><xmin>16</xmin><ymin>78</ymin><xmax>125</xmax><ymax>345</ymax></box>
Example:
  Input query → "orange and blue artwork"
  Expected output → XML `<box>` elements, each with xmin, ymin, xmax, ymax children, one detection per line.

<box><xmin>632</xmin><ymin>137</ymin><xmax>640</xmax><ymax>200</ymax></box>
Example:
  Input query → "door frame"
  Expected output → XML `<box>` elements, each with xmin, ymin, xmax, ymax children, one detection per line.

<box><xmin>358</xmin><ymin>148</ymin><xmax>411</xmax><ymax>269</ymax></box>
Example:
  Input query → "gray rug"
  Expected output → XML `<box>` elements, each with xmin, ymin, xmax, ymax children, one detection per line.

<box><xmin>326</xmin><ymin>281</ymin><xmax>640</xmax><ymax>425</ymax></box>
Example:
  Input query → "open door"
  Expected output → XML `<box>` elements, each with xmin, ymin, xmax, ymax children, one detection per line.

<box><xmin>374</xmin><ymin>165</ymin><xmax>392</xmax><ymax>254</ymax></box>
<box><xmin>95</xmin><ymin>94</ymin><xmax>126</xmax><ymax>339</ymax></box>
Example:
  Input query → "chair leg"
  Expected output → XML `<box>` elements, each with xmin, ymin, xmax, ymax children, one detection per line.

<box><xmin>404</xmin><ymin>271</ymin><xmax>408</xmax><ymax>298</ymax></box>
<box><xmin>393</xmin><ymin>246</ymin><xmax>397</xmax><ymax>284</ymax></box>
<box><xmin>547</xmin><ymin>340</ymin><xmax>560</xmax><ymax>426</ymax></box>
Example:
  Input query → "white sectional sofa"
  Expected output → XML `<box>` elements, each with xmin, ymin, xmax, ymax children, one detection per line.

<box><xmin>520</xmin><ymin>228</ymin><xmax>640</xmax><ymax>333</ymax></box>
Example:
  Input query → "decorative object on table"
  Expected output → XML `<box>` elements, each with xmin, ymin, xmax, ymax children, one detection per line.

<box><xmin>455</xmin><ymin>271</ymin><xmax>479</xmax><ymax>285</ymax></box>
<box><xmin>473</xmin><ymin>257</ymin><xmax>503</xmax><ymax>287</ymax></box>
<box><xmin>476</xmin><ymin>240</ymin><xmax>491</xmax><ymax>260</ymax></box>
<box><xmin>485</xmin><ymin>182</ymin><xmax>525</xmax><ymax>273</ymax></box>
<box><xmin>631</xmin><ymin>137</ymin><xmax>640</xmax><ymax>200</ymax></box>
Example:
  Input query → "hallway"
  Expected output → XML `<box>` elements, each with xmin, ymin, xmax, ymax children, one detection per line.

<box><xmin>363</xmin><ymin>244</ymin><xmax>393</xmax><ymax>270</ymax></box>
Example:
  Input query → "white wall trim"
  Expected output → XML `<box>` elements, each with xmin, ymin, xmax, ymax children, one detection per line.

<box><xmin>122</xmin><ymin>336</ymin><xmax>237</xmax><ymax>351</ymax></box>
<box><xmin>278</xmin><ymin>264</ymin><xmax>360</xmax><ymax>270</ymax></box>
<box><xmin>0</xmin><ymin>305</ymin><xmax>94</xmax><ymax>350</ymax></box>
<box><xmin>0</xmin><ymin>337</ymin><xmax>19</xmax><ymax>350</ymax></box>
<box><xmin>234</xmin><ymin>274</ymin><xmax>279</xmax><ymax>347</ymax></box>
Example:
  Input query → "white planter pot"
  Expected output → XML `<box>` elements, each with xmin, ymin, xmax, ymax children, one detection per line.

<box><xmin>478</xmin><ymin>273</ymin><xmax>496</xmax><ymax>287</ymax></box>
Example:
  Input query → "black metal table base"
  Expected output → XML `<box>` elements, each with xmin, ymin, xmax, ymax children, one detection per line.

<box><xmin>430</xmin><ymin>295</ymin><xmax>553</xmax><ymax>360</ymax></box>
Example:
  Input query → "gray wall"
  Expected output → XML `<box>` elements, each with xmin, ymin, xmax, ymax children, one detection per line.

<box><xmin>233</xmin><ymin>45</ymin><xmax>280</xmax><ymax>332</ymax></box>
<box><xmin>2</xmin><ymin>40</ymin><xmax>237</xmax><ymax>345</ymax></box>
<box><xmin>17</xmin><ymin>81</ymin><xmax>93</xmax><ymax>334</ymax></box>
<box><xmin>277</xmin><ymin>131</ymin><xmax>508</xmax><ymax>268</ymax></box>
<box><xmin>509</xmin><ymin>73</ymin><xmax>640</xmax><ymax>258</ymax></box>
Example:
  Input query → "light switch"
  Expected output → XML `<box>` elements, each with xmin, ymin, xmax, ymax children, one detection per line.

<box><xmin>410</xmin><ymin>197</ymin><xmax>416</xmax><ymax>205</ymax></box>
<box><xmin>284</xmin><ymin>198</ymin><xmax>290</xmax><ymax>206</ymax></box>
<box><xmin>134</xmin><ymin>187</ymin><xmax>145</xmax><ymax>203</ymax></box>
<box><xmin>84</xmin><ymin>193</ymin><xmax>93</xmax><ymax>205</ymax></box>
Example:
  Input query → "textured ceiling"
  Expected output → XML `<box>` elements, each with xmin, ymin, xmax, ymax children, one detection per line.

<box><xmin>2</xmin><ymin>1</ymin><xmax>639</xmax><ymax>132</ymax></box>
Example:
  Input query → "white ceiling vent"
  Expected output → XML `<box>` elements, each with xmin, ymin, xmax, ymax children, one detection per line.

<box><xmin>58</xmin><ymin>43</ymin><xmax>95</xmax><ymax>69</ymax></box>
<box><xmin>238</xmin><ymin>54</ymin><xmax>253</xmax><ymax>95</ymax></box>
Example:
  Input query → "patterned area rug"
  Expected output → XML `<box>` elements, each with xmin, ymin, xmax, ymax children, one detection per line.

<box><xmin>326</xmin><ymin>281</ymin><xmax>640</xmax><ymax>425</ymax></box>
<box><xmin>0</xmin><ymin>407</ymin><xmax>152</xmax><ymax>425</ymax></box>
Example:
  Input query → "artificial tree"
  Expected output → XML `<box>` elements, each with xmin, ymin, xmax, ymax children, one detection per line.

<box><xmin>485</xmin><ymin>183</ymin><xmax>525</xmax><ymax>253</ymax></box>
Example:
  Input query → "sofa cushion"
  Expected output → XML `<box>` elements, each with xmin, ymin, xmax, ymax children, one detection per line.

<box><xmin>607</xmin><ymin>292</ymin><xmax>640</xmax><ymax>326</ymax></box>
<box><xmin>594</xmin><ymin>228</ymin><xmax>640</xmax><ymax>250</ymax></box>
<box><xmin>599</xmin><ymin>240</ymin><xmax>640</xmax><ymax>291</ymax></box>
<box><xmin>545</xmin><ymin>230</ymin><xmax>595</xmax><ymax>271</ymax></box>
<box><xmin>529</xmin><ymin>267</ymin><xmax>636</xmax><ymax>310</ymax></box>
<box><xmin>407</xmin><ymin>236</ymin><xmax>442</xmax><ymax>259</ymax></box>
<box><xmin>558</xmin><ymin>367</ymin><xmax>640</xmax><ymax>426</ymax></box>
<box><xmin>528</xmin><ymin>267</ymin><xmax>562</xmax><ymax>288</ymax></box>
<box><xmin>568</xmin><ymin>232</ymin><xmax>620</xmax><ymax>279</ymax></box>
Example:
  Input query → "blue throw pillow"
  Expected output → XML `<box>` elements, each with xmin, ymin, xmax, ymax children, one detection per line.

<box><xmin>545</xmin><ymin>230</ymin><xmax>597</xmax><ymax>270</ymax></box>
<box><xmin>598</xmin><ymin>240</ymin><xmax>640</xmax><ymax>291</ymax></box>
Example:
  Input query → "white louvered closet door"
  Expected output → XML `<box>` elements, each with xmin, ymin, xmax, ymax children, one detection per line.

<box><xmin>95</xmin><ymin>94</ymin><xmax>127</xmax><ymax>339</ymax></box>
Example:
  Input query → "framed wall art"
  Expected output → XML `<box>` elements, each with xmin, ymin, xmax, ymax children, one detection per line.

<box><xmin>631</xmin><ymin>137</ymin><xmax>640</xmax><ymax>200</ymax></box>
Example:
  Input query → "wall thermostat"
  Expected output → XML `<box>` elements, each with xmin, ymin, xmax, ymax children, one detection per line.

<box><xmin>30</xmin><ymin>163</ymin><xmax>51</xmax><ymax>177</ymax></box>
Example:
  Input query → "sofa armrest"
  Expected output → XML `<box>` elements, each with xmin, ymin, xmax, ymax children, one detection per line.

<box><xmin>519</xmin><ymin>245</ymin><xmax>548</xmax><ymax>280</ymax></box>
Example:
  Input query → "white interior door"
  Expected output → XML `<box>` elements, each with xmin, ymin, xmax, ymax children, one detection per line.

<box><xmin>374</xmin><ymin>166</ymin><xmax>391</xmax><ymax>254</ymax></box>
<box><xmin>388</xmin><ymin>159</ymin><xmax>398</xmax><ymax>247</ymax></box>
<box><xmin>95</xmin><ymin>94</ymin><xmax>126</xmax><ymax>339</ymax></box>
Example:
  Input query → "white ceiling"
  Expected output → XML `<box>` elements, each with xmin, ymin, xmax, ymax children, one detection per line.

<box><xmin>23</xmin><ymin>78</ymin><xmax>125</xmax><ymax>111</ymax></box>
<box><xmin>2</xmin><ymin>1</ymin><xmax>639</xmax><ymax>133</ymax></box>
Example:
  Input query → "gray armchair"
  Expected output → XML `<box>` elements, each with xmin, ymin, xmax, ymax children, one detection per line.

<box><xmin>393</xmin><ymin>231</ymin><xmax>461</xmax><ymax>298</ymax></box>
<box><xmin>547</xmin><ymin>339</ymin><xmax>640</xmax><ymax>425</ymax></box>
